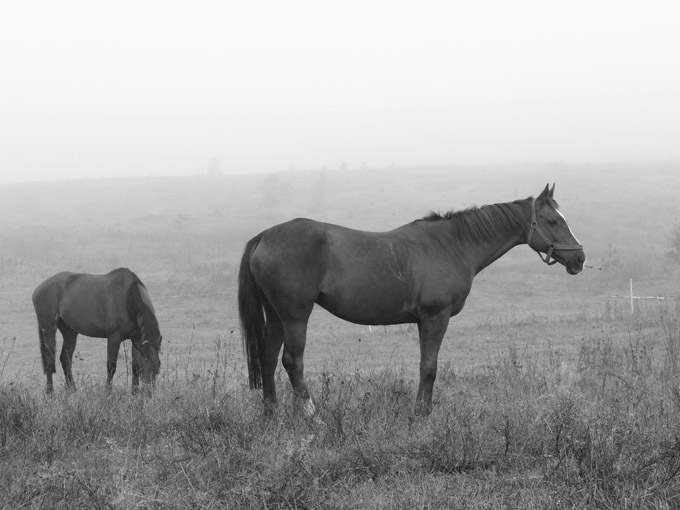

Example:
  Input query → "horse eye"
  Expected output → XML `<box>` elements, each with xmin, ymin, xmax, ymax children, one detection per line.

<box><xmin>548</xmin><ymin>220</ymin><xmax>558</xmax><ymax>226</ymax></box>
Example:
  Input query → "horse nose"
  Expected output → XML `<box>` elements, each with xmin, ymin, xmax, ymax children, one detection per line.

<box><xmin>577</xmin><ymin>255</ymin><xmax>585</xmax><ymax>265</ymax></box>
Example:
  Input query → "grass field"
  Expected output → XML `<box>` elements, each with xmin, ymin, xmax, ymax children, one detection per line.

<box><xmin>1</xmin><ymin>164</ymin><xmax>679</xmax><ymax>508</ymax></box>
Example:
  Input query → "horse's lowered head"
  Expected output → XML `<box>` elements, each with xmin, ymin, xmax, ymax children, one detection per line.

<box><xmin>527</xmin><ymin>183</ymin><xmax>585</xmax><ymax>275</ymax></box>
<box><xmin>129</xmin><ymin>284</ymin><xmax>163</xmax><ymax>390</ymax></box>
<box><xmin>133</xmin><ymin>331</ymin><xmax>162</xmax><ymax>392</ymax></box>
<box><xmin>141</xmin><ymin>333</ymin><xmax>162</xmax><ymax>383</ymax></box>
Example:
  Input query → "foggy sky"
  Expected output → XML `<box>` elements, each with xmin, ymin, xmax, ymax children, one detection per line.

<box><xmin>1</xmin><ymin>1</ymin><xmax>679</xmax><ymax>183</ymax></box>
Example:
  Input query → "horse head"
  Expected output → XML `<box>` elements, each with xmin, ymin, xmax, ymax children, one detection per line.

<box><xmin>527</xmin><ymin>183</ymin><xmax>585</xmax><ymax>275</ymax></box>
<box><xmin>129</xmin><ymin>280</ymin><xmax>163</xmax><ymax>389</ymax></box>
<box><xmin>138</xmin><ymin>333</ymin><xmax>162</xmax><ymax>386</ymax></box>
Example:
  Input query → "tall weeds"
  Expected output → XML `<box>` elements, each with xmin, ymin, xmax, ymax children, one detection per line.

<box><xmin>1</xmin><ymin>303</ymin><xmax>680</xmax><ymax>508</ymax></box>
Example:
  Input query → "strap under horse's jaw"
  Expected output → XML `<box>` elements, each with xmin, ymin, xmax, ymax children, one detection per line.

<box><xmin>527</xmin><ymin>197</ymin><xmax>583</xmax><ymax>265</ymax></box>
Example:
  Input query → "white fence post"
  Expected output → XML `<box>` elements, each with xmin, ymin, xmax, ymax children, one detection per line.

<box><xmin>630</xmin><ymin>278</ymin><xmax>634</xmax><ymax>314</ymax></box>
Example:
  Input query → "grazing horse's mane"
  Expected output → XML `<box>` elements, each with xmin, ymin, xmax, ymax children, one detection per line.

<box><xmin>417</xmin><ymin>199</ymin><xmax>528</xmax><ymax>243</ymax></box>
<box><xmin>125</xmin><ymin>272</ymin><xmax>160</xmax><ymax>344</ymax></box>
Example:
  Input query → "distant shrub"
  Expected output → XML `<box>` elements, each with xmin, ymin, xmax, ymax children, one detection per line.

<box><xmin>667</xmin><ymin>222</ymin><xmax>680</xmax><ymax>267</ymax></box>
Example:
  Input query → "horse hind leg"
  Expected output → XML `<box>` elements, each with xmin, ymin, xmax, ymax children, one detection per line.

<box><xmin>58</xmin><ymin>320</ymin><xmax>78</xmax><ymax>392</ymax></box>
<box><xmin>280</xmin><ymin>317</ymin><xmax>316</xmax><ymax>417</ymax></box>
<box><xmin>261</xmin><ymin>304</ymin><xmax>284</xmax><ymax>415</ymax></box>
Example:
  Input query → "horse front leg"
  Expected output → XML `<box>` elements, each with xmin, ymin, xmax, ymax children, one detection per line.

<box><xmin>131</xmin><ymin>343</ymin><xmax>140</xmax><ymax>390</ymax></box>
<box><xmin>130</xmin><ymin>337</ymin><xmax>145</xmax><ymax>394</ymax></box>
<box><xmin>415</xmin><ymin>311</ymin><xmax>450</xmax><ymax>416</ymax></box>
<box><xmin>106</xmin><ymin>334</ymin><xmax>123</xmax><ymax>390</ymax></box>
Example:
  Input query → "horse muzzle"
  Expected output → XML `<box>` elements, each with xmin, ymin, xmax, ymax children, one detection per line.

<box><xmin>555</xmin><ymin>248</ymin><xmax>586</xmax><ymax>275</ymax></box>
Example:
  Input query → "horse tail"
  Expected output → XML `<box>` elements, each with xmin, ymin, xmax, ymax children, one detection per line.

<box><xmin>238</xmin><ymin>233</ymin><xmax>267</xmax><ymax>389</ymax></box>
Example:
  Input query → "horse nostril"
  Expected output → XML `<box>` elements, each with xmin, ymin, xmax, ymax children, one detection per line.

<box><xmin>578</xmin><ymin>255</ymin><xmax>585</xmax><ymax>264</ymax></box>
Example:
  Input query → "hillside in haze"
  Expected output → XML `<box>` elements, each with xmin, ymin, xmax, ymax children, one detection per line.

<box><xmin>2</xmin><ymin>163</ymin><xmax>678</xmax><ymax>266</ymax></box>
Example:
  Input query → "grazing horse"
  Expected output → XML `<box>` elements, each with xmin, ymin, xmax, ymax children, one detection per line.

<box><xmin>32</xmin><ymin>267</ymin><xmax>162</xmax><ymax>393</ymax></box>
<box><xmin>238</xmin><ymin>184</ymin><xmax>585</xmax><ymax>415</ymax></box>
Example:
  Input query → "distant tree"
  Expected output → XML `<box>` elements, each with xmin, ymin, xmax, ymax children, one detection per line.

<box><xmin>602</xmin><ymin>243</ymin><xmax>622</xmax><ymax>271</ymax></box>
<box><xmin>667</xmin><ymin>222</ymin><xmax>680</xmax><ymax>266</ymax></box>
<box><xmin>207</xmin><ymin>157</ymin><xmax>222</xmax><ymax>176</ymax></box>
<box><xmin>311</xmin><ymin>171</ymin><xmax>327</xmax><ymax>209</ymax></box>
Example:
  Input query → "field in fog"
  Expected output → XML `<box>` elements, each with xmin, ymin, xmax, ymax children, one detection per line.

<box><xmin>1</xmin><ymin>164</ymin><xmax>680</xmax><ymax>508</ymax></box>
<box><xmin>1</xmin><ymin>164</ymin><xmax>678</xmax><ymax>388</ymax></box>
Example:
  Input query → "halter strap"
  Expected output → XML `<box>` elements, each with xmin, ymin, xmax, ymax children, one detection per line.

<box><xmin>527</xmin><ymin>197</ymin><xmax>583</xmax><ymax>265</ymax></box>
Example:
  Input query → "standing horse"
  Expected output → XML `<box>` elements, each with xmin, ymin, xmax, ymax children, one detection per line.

<box><xmin>239</xmin><ymin>184</ymin><xmax>585</xmax><ymax>415</ymax></box>
<box><xmin>32</xmin><ymin>267</ymin><xmax>162</xmax><ymax>393</ymax></box>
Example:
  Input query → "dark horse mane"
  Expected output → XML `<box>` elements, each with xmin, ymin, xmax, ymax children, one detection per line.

<box><xmin>417</xmin><ymin>199</ymin><xmax>528</xmax><ymax>243</ymax></box>
<box><xmin>125</xmin><ymin>271</ymin><xmax>160</xmax><ymax>343</ymax></box>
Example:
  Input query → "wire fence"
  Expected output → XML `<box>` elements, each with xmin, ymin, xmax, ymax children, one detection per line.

<box><xmin>606</xmin><ymin>278</ymin><xmax>680</xmax><ymax>313</ymax></box>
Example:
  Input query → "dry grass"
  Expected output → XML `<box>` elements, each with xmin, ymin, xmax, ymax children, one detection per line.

<box><xmin>2</xmin><ymin>301</ymin><xmax>680</xmax><ymax>509</ymax></box>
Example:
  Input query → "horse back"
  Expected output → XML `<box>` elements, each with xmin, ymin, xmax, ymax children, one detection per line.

<box><xmin>33</xmin><ymin>268</ymin><xmax>138</xmax><ymax>338</ymax></box>
<box><xmin>251</xmin><ymin>219</ymin><xmax>428</xmax><ymax>323</ymax></box>
<box><xmin>251</xmin><ymin>218</ymin><xmax>475</xmax><ymax>324</ymax></box>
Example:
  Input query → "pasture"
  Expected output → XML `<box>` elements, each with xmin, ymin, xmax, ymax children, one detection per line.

<box><xmin>1</xmin><ymin>164</ymin><xmax>680</xmax><ymax>508</ymax></box>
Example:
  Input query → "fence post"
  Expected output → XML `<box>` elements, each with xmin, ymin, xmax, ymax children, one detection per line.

<box><xmin>630</xmin><ymin>278</ymin><xmax>634</xmax><ymax>314</ymax></box>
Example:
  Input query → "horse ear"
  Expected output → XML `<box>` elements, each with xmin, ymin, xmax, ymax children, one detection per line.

<box><xmin>537</xmin><ymin>183</ymin><xmax>550</xmax><ymax>200</ymax></box>
<box><xmin>549</xmin><ymin>183</ymin><xmax>555</xmax><ymax>197</ymax></box>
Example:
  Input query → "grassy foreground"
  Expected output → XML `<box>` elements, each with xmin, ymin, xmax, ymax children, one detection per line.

<box><xmin>2</xmin><ymin>302</ymin><xmax>680</xmax><ymax>510</ymax></box>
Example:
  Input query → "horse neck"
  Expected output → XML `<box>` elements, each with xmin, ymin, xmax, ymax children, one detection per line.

<box><xmin>442</xmin><ymin>200</ymin><xmax>529</xmax><ymax>275</ymax></box>
<box><xmin>129</xmin><ymin>282</ymin><xmax>159</xmax><ymax>342</ymax></box>
<box><xmin>477</xmin><ymin>200</ymin><xmax>530</xmax><ymax>274</ymax></box>
<box><xmin>140</xmin><ymin>299</ymin><xmax>160</xmax><ymax>343</ymax></box>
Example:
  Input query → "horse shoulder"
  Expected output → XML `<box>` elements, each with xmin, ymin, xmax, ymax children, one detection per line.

<box><xmin>136</xmin><ymin>282</ymin><xmax>156</xmax><ymax>315</ymax></box>
<box><xmin>405</xmin><ymin>228</ymin><xmax>475</xmax><ymax>318</ymax></box>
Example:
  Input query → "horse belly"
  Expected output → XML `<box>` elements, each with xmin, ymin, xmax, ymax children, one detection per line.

<box><xmin>59</xmin><ymin>309</ymin><xmax>112</xmax><ymax>338</ymax></box>
<box><xmin>59</xmin><ymin>293</ymin><xmax>122</xmax><ymax>338</ymax></box>
<box><xmin>317</xmin><ymin>277</ymin><xmax>415</xmax><ymax>325</ymax></box>
<box><xmin>317</xmin><ymin>232</ymin><xmax>418</xmax><ymax>324</ymax></box>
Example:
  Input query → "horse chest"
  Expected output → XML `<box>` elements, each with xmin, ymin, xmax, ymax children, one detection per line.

<box><xmin>414</xmin><ymin>270</ymin><xmax>472</xmax><ymax>317</ymax></box>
